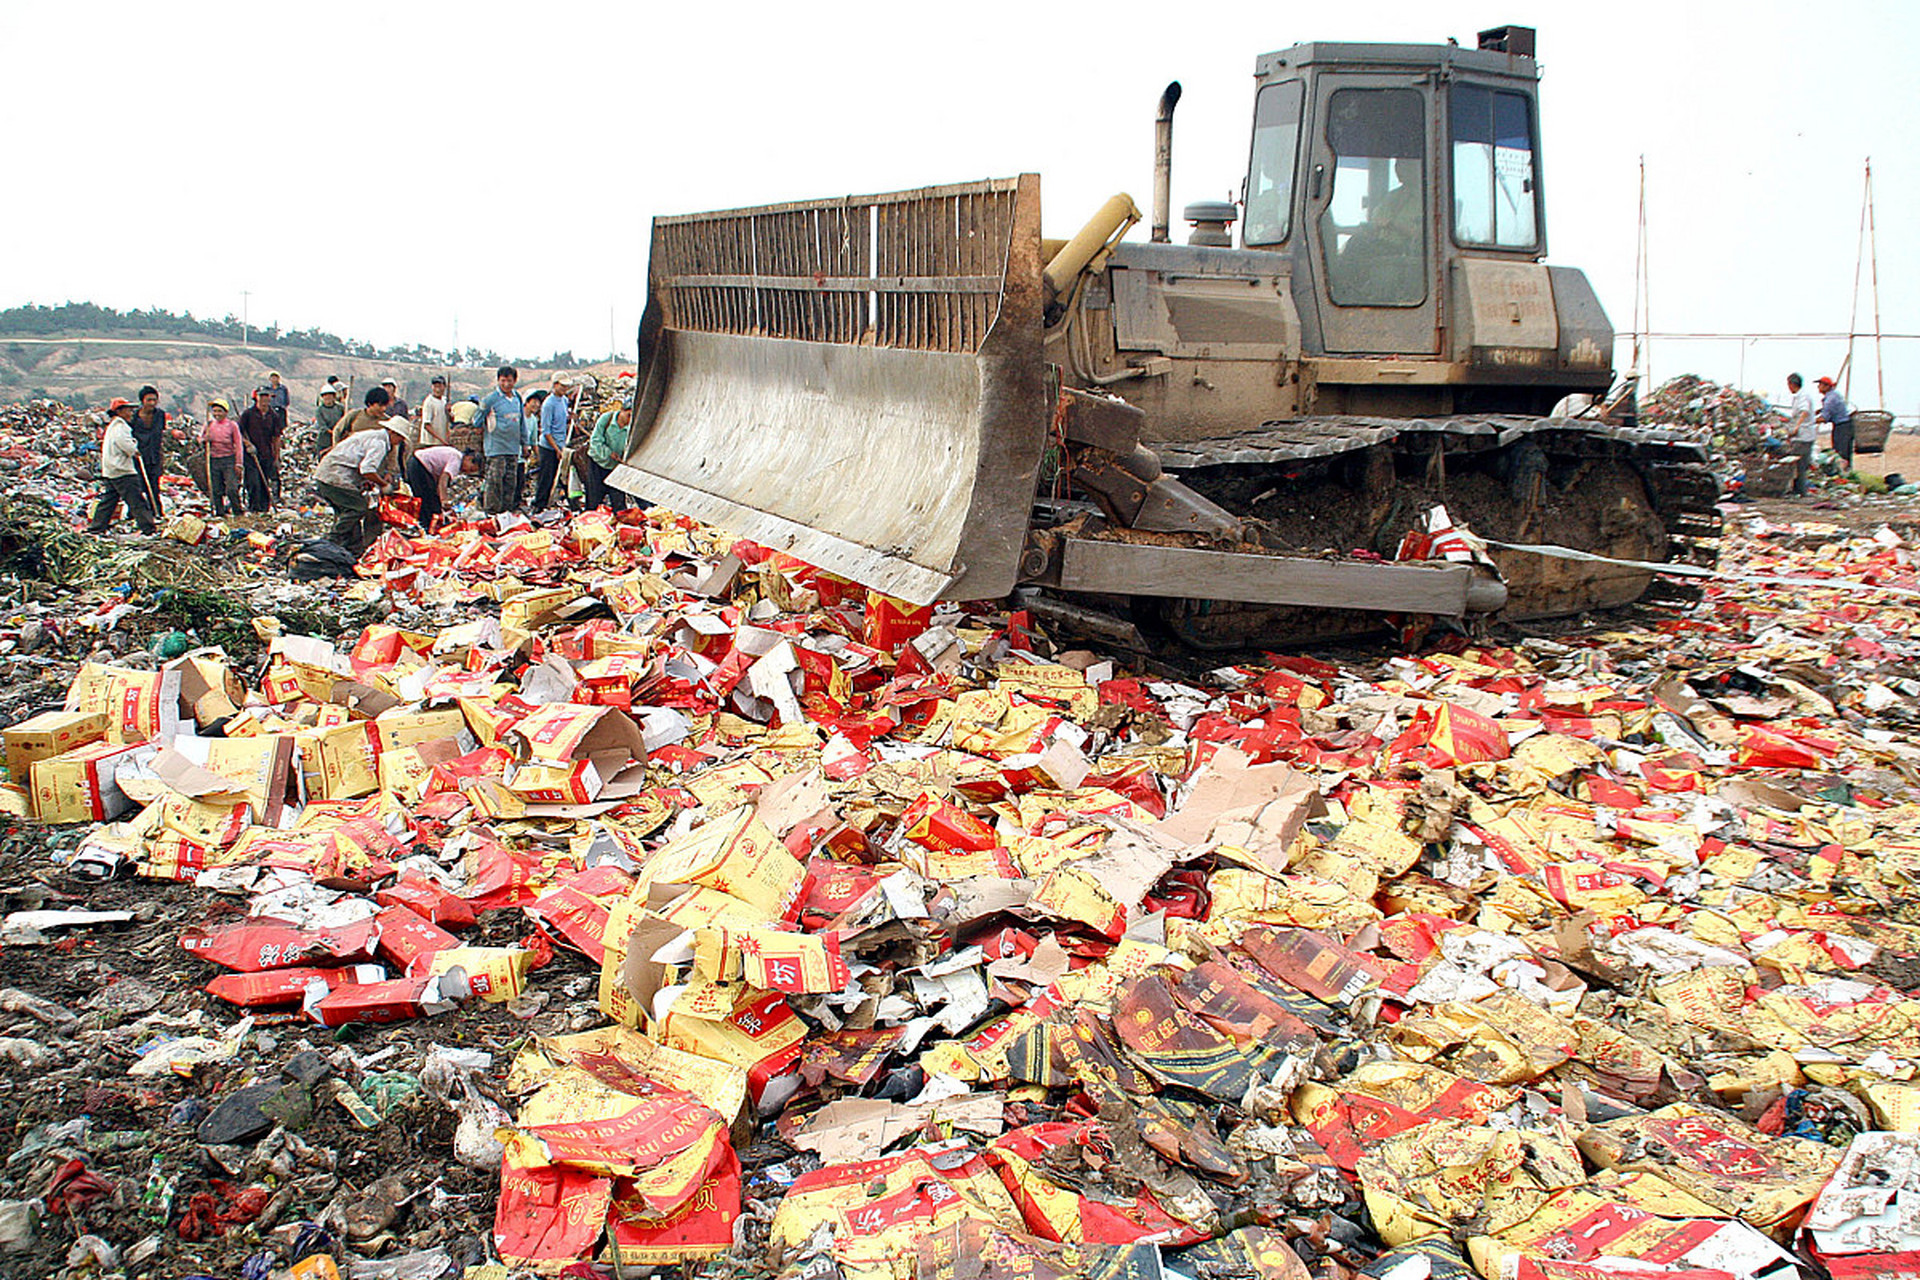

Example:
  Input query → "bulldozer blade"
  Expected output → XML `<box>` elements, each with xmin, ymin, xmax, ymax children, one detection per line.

<box><xmin>609</xmin><ymin>176</ymin><xmax>1048</xmax><ymax>607</ymax></box>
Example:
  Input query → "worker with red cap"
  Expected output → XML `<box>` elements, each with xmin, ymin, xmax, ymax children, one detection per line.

<box><xmin>1815</xmin><ymin>376</ymin><xmax>1854</xmax><ymax>469</ymax></box>
<box><xmin>87</xmin><ymin>398</ymin><xmax>157</xmax><ymax>535</ymax></box>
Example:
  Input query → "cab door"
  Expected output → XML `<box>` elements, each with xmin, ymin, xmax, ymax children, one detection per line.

<box><xmin>1303</xmin><ymin>77</ymin><xmax>1441</xmax><ymax>356</ymax></box>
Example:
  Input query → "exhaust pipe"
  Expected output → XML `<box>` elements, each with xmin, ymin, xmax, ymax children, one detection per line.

<box><xmin>1152</xmin><ymin>81</ymin><xmax>1181</xmax><ymax>244</ymax></box>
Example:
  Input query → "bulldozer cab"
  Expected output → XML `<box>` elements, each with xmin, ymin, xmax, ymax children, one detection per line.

<box><xmin>1244</xmin><ymin>30</ymin><xmax>1545</xmax><ymax>358</ymax></box>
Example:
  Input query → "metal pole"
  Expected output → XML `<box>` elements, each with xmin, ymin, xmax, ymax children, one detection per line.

<box><xmin>241</xmin><ymin>290</ymin><xmax>251</xmax><ymax>347</ymax></box>
<box><xmin>1867</xmin><ymin>158</ymin><xmax>1885</xmax><ymax>411</ymax></box>
<box><xmin>1846</xmin><ymin>161</ymin><xmax>1868</xmax><ymax>401</ymax></box>
<box><xmin>1632</xmin><ymin>156</ymin><xmax>1651</xmax><ymax>397</ymax></box>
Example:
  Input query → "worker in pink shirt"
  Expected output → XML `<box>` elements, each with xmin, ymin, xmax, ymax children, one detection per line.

<box><xmin>202</xmin><ymin>398</ymin><xmax>245</xmax><ymax>517</ymax></box>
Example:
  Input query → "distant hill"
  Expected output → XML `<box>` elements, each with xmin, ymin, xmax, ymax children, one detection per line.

<box><xmin>0</xmin><ymin>303</ymin><xmax>625</xmax><ymax>416</ymax></box>
<box><xmin>0</xmin><ymin>302</ymin><xmax>596</xmax><ymax>375</ymax></box>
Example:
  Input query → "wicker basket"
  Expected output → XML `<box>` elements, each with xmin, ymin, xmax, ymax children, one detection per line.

<box><xmin>1737</xmin><ymin>453</ymin><xmax>1798</xmax><ymax>498</ymax></box>
<box><xmin>1853</xmin><ymin>410</ymin><xmax>1893</xmax><ymax>454</ymax></box>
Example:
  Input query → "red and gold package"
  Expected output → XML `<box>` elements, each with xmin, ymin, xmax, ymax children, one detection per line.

<box><xmin>493</xmin><ymin>1151</ymin><xmax>615</xmax><ymax>1275</ymax></box>
<box><xmin>768</xmin><ymin>1146</ymin><xmax>1024</xmax><ymax>1262</ymax></box>
<box><xmin>1469</xmin><ymin>1187</ymin><xmax>1800</xmax><ymax>1280</ymax></box>
<box><xmin>65</xmin><ymin>662</ymin><xmax>181</xmax><ymax>744</ymax></box>
<box><xmin>206</xmin><ymin>964</ymin><xmax>385</xmax><ymax>1009</ymax></box>
<box><xmin>457</xmin><ymin>696</ymin><xmax>522</xmax><ymax>749</ymax></box>
<box><xmin>373</xmin><ymin>904</ymin><xmax>462</xmax><ymax>972</ymax></box>
<box><xmin>1390</xmin><ymin>703</ymin><xmax>1510</xmax><ymax>767</ymax></box>
<box><xmin>30</xmin><ymin>739</ymin><xmax>144</xmax><ymax>824</ymax></box>
<box><xmin>306</xmin><ymin>975</ymin><xmax>448</xmax><ymax>1027</ymax></box>
<box><xmin>693</xmin><ymin>926</ymin><xmax>850</xmax><ymax>994</ymax></box>
<box><xmin>424</xmin><ymin>946</ymin><xmax>534</xmax><ymax>1002</ymax></box>
<box><xmin>150</xmin><ymin>793</ymin><xmax>251</xmax><ymax>848</ymax></box>
<box><xmin>862</xmin><ymin>590</ymin><xmax>934</xmax><ymax>654</ymax></box>
<box><xmin>1290</xmin><ymin>1061</ymin><xmax>1516</xmax><ymax>1173</ymax></box>
<box><xmin>377</xmin><ymin>876</ymin><xmax>478</xmax><ymax>930</ymax></box>
<box><xmin>529</xmin><ymin>865</ymin><xmax>636</xmax><ymax>963</ymax></box>
<box><xmin>661</xmin><ymin>987</ymin><xmax>807</xmax><ymax>1110</ymax></box>
<box><xmin>3</xmin><ymin>709</ymin><xmax>108</xmax><ymax>780</ymax></box>
<box><xmin>603</xmin><ymin>1145</ymin><xmax>741</xmax><ymax>1265</ymax></box>
<box><xmin>181</xmin><ymin>916</ymin><xmax>380</xmax><ymax>972</ymax></box>
<box><xmin>899</xmin><ymin>792</ymin><xmax>999</xmax><ymax>854</ymax></box>
<box><xmin>642</xmin><ymin>807</ymin><xmax>805</xmax><ymax>919</ymax></box>
<box><xmin>1575</xmin><ymin>1103</ymin><xmax>1841</xmax><ymax>1232</ymax></box>
<box><xmin>370</xmin><ymin>706</ymin><xmax>467</xmax><ymax>755</ymax></box>
<box><xmin>988</xmin><ymin>1120</ymin><xmax>1211</xmax><ymax>1245</ymax></box>
<box><xmin>509</xmin><ymin>760</ymin><xmax>602</xmax><ymax>805</ymax></box>
<box><xmin>510</xmin><ymin>1072</ymin><xmax>731</xmax><ymax>1197</ymax></box>
<box><xmin>300</xmin><ymin>721</ymin><xmax>379</xmax><ymax>801</ymax></box>
<box><xmin>509</xmin><ymin>703</ymin><xmax>645</xmax><ymax>765</ymax></box>
<box><xmin>1358</xmin><ymin>1120</ymin><xmax>1586</xmax><ymax>1246</ymax></box>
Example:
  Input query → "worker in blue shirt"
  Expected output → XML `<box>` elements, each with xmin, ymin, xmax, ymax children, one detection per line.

<box><xmin>1816</xmin><ymin>375</ymin><xmax>1854</xmax><ymax>469</ymax></box>
<box><xmin>471</xmin><ymin>365</ymin><xmax>527</xmax><ymax>514</ymax></box>
<box><xmin>534</xmin><ymin>375</ymin><xmax>572</xmax><ymax>511</ymax></box>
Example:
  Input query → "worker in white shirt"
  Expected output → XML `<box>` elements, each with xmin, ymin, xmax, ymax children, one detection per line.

<box><xmin>313</xmin><ymin>417</ymin><xmax>409</xmax><ymax>556</ymax></box>
<box><xmin>87</xmin><ymin>398</ymin><xmax>157</xmax><ymax>535</ymax></box>
<box><xmin>1784</xmin><ymin>373</ymin><xmax>1817</xmax><ymax>497</ymax></box>
<box><xmin>419</xmin><ymin>375</ymin><xmax>455</xmax><ymax>449</ymax></box>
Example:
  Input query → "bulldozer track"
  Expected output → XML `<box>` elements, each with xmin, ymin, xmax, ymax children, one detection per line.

<box><xmin>1158</xmin><ymin>411</ymin><xmax>1723</xmax><ymax>593</ymax></box>
<box><xmin>1056</xmin><ymin>414</ymin><xmax>1729</xmax><ymax>650</ymax></box>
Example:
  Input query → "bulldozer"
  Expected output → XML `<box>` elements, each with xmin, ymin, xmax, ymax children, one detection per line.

<box><xmin>609</xmin><ymin>25</ymin><xmax>1719</xmax><ymax>650</ymax></box>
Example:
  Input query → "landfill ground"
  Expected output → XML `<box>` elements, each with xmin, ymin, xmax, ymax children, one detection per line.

<box><xmin>6</xmin><ymin>393</ymin><xmax>1920</xmax><ymax>1280</ymax></box>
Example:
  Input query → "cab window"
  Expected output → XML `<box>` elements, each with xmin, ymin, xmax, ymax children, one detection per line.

<box><xmin>1244</xmin><ymin>81</ymin><xmax>1304</xmax><ymax>245</ymax></box>
<box><xmin>1318</xmin><ymin>87</ymin><xmax>1426</xmax><ymax>306</ymax></box>
<box><xmin>1451</xmin><ymin>84</ymin><xmax>1538</xmax><ymax>248</ymax></box>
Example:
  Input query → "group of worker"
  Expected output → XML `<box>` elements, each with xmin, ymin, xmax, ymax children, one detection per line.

<box><xmin>1779</xmin><ymin>372</ymin><xmax>1858</xmax><ymax>498</ymax></box>
<box><xmin>88</xmin><ymin>366</ymin><xmax>640</xmax><ymax>556</ymax></box>
<box><xmin>312</xmin><ymin>365</ymin><xmax>636</xmax><ymax>555</ymax></box>
<box><xmin>89</xmin><ymin>376</ymin><xmax>291</xmax><ymax>534</ymax></box>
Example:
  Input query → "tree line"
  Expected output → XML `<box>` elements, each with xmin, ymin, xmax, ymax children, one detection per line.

<box><xmin>0</xmin><ymin>302</ymin><xmax>593</xmax><ymax>370</ymax></box>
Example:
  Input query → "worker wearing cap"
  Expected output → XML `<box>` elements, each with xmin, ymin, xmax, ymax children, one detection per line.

<box><xmin>313</xmin><ymin>410</ymin><xmax>408</xmax><ymax>557</ymax></box>
<box><xmin>381</xmin><ymin>377</ymin><xmax>410</xmax><ymax>428</ymax></box>
<box><xmin>237</xmin><ymin>387</ymin><xmax>286</xmax><ymax>512</ymax></box>
<box><xmin>534</xmin><ymin>376</ymin><xmax>572</xmax><ymax>510</ymax></box>
<box><xmin>202</xmin><ymin>399</ymin><xmax>245</xmax><ymax>517</ymax></box>
<box><xmin>1816</xmin><ymin>376</ymin><xmax>1854</xmax><ymax>470</ymax></box>
<box><xmin>472</xmin><ymin>365</ymin><xmax>527</xmax><ymax>515</ymax></box>
<box><xmin>419</xmin><ymin>375</ymin><xmax>454</xmax><ymax>449</ymax></box>
<box><xmin>266</xmin><ymin>371</ymin><xmax>291</xmax><ymax>417</ymax></box>
<box><xmin>315</xmin><ymin>384</ymin><xmax>347</xmax><ymax>447</ymax></box>
<box><xmin>87</xmin><ymin>399</ymin><xmax>157</xmax><ymax>535</ymax></box>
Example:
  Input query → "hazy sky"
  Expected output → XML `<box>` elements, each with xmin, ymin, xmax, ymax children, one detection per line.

<box><xmin>5</xmin><ymin>1</ymin><xmax>1916</xmax><ymax>415</ymax></box>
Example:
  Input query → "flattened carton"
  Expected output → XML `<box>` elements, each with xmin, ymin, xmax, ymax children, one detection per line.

<box><xmin>1468</xmin><ymin>1187</ymin><xmax>1802</xmax><ymax>1280</ymax></box>
<box><xmin>640</xmin><ymin>807</ymin><xmax>805</xmax><ymax>919</ymax></box>
<box><xmin>1577</xmin><ymin>1102</ymin><xmax>1840</xmax><ymax>1233</ymax></box>
<box><xmin>1803</xmin><ymin>1131</ymin><xmax>1920</xmax><ymax>1270</ymax></box>
<box><xmin>1358</xmin><ymin>1120</ymin><xmax>1586</xmax><ymax>1246</ymax></box>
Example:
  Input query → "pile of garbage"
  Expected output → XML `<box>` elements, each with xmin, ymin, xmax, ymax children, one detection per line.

<box><xmin>1643</xmin><ymin>374</ymin><xmax>1787</xmax><ymax>456</ymax></box>
<box><xmin>4</xmin><ymin>500</ymin><xmax>1920</xmax><ymax>1279</ymax></box>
